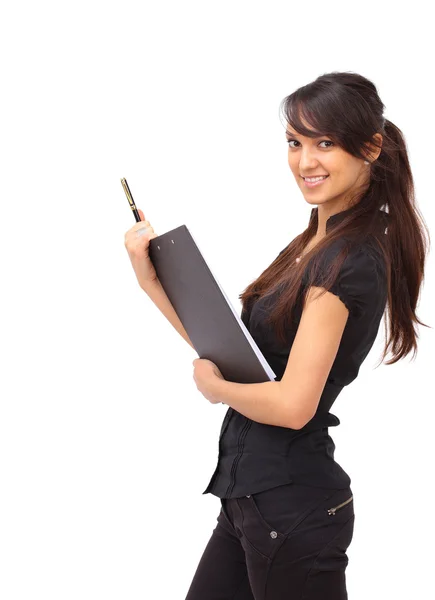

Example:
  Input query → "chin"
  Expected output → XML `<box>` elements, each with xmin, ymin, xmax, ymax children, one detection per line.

<box><xmin>303</xmin><ymin>196</ymin><xmax>327</xmax><ymax>206</ymax></box>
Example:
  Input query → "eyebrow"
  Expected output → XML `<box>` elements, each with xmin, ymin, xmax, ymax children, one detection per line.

<box><xmin>286</xmin><ymin>131</ymin><xmax>324</xmax><ymax>138</ymax></box>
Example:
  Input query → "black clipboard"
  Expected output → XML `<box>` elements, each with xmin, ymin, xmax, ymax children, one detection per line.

<box><xmin>148</xmin><ymin>225</ymin><xmax>276</xmax><ymax>383</ymax></box>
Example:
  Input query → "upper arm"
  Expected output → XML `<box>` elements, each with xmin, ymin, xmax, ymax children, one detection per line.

<box><xmin>279</xmin><ymin>246</ymin><xmax>378</xmax><ymax>429</ymax></box>
<box><xmin>279</xmin><ymin>286</ymin><xmax>349</xmax><ymax>429</ymax></box>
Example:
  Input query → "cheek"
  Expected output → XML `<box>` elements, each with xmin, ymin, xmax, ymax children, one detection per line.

<box><xmin>287</xmin><ymin>156</ymin><xmax>299</xmax><ymax>172</ymax></box>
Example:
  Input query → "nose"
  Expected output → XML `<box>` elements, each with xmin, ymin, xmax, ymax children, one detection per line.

<box><xmin>298</xmin><ymin>147</ymin><xmax>322</xmax><ymax>172</ymax></box>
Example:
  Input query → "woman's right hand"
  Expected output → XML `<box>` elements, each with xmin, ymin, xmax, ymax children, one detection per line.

<box><xmin>124</xmin><ymin>208</ymin><xmax>159</xmax><ymax>288</ymax></box>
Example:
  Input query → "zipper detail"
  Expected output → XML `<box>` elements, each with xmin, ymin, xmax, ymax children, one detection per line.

<box><xmin>225</xmin><ymin>419</ymin><xmax>252</xmax><ymax>497</ymax></box>
<box><xmin>327</xmin><ymin>495</ymin><xmax>353</xmax><ymax>516</ymax></box>
<box><xmin>226</xmin><ymin>424</ymin><xmax>246</xmax><ymax>494</ymax></box>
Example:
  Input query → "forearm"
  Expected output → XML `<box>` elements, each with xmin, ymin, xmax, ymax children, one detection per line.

<box><xmin>211</xmin><ymin>379</ymin><xmax>300</xmax><ymax>429</ymax></box>
<box><xmin>141</xmin><ymin>278</ymin><xmax>196</xmax><ymax>351</ymax></box>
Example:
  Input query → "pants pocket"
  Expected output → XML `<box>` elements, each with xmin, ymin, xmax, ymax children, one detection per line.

<box><xmin>249</xmin><ymin>483</ymin><xmax>342</xmax><ymax>537</ymax></box>
<box><xmin>300</xmin><ymin>514</ymin><xmax>356</xmax><ymax>600</ymax></box>
<box><xmin>326</xmin><ymin>491</ymin><xmax>354</xmax><ymax>516</ymax></box>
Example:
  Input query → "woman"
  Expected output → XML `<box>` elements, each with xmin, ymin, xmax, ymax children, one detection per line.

<box><xmin>124</xmin><ymin>72</ymin><xmax>429</xmax><ymax>599</ymax></box>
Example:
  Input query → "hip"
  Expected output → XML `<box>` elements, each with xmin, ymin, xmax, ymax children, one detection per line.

<box><xmin>220</xmin><ymin>481</ymin><xmax>355</xmax><ymax>560</ymax></box>
<box><xmin>242</xmin><ymin>481</ymin><xmax>354</xmax><ymax>537</ymax></box>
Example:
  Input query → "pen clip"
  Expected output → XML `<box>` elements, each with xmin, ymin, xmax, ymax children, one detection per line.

<box><xmin>121</xmin><ymin>177</ymin><xmax>136</xmax><ymax>209</ymax></box>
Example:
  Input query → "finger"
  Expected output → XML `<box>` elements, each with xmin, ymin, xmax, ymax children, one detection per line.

<box><xmin>138</xmin><ymin>208</ymin><xmax>145</xmax><ymax>221</ymax></box>
<box><xmin>133</xmin><ymin>220</ymin><xmax>153</xmax><ymax>233</ymax></box>
<box><xmin>125</xmin><ymin>224</ymin><xmax>151</xmax><ymax>245</ymax></box>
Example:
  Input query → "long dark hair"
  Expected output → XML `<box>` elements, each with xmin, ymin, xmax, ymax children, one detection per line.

<box><xmin>239</xmin><ymin>71</ymin><xmax>431</xmax><ymax>366</ymax></box>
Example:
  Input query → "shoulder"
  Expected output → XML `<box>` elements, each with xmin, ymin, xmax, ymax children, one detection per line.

<box><xmin>305</xmin><ymin>237</ymin><xmax>387</xmax><ymax>319</ymax></box>
<box><xmin>317</xmin><ymin>236</ymin><xmax>385</xmax><ymax>273</ymax></box>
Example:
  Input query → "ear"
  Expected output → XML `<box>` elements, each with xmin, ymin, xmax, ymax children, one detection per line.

<box><xmin>363</xmin><ymin>132</ymin><xmax>383</xmax><ymax>163</ymax></box>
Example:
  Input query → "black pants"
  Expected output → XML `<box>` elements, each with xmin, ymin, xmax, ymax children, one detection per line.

<box><xmin>185</xmin><ymin>482</ymin><xmax>355</xmax><ymax>600</ymax></box>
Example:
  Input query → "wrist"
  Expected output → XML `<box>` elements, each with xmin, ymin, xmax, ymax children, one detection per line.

<box><xmin>210</xmin><ymin>375</ymin><xmax>226</xmax><ymax>405</ymax></box>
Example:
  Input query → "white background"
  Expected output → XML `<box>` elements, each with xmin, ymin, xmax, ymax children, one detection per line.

<box><xmin>1</xmin><ymin>1</ymin><xmax>433</xmax><ymax>598</ymax></box>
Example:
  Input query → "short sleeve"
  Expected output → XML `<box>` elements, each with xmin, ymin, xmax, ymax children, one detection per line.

<box><xmin>305</xmin><ymin>243</ymin><xmax>381</xmax><ymax>320</ymax></box>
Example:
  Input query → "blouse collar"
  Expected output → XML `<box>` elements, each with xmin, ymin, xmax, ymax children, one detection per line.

<box><xmin>325</xmin><ymin>204</ymin><xmax>361</xmax><ymax>231</ymax></box>
<box><xmin>310</xmin><ymin>202</ymin><xmax>389</xmax><ymax>232</ymax></box>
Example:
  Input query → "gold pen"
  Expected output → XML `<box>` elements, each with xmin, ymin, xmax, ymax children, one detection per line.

<box><xmin>121</xmin><ymin>178</ymin><xmax>141</xmax><ymax>223</ymax></box>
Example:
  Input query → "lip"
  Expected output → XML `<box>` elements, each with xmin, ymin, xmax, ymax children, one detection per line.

<box><xmin>302</xmin><ymin>175</ymin><xmax>329</xmax><ymax>188</ymax></box>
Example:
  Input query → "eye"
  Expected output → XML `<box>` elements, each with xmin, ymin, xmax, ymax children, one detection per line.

<box><xmin>319</xmin><ymin>140</ymin><xmax>334</xmax><ymax>148</ymax></box>
<box><xmin>286</xmin><ymin>139</ymin><xmax>334</xmax><ymax>149</ymax></box>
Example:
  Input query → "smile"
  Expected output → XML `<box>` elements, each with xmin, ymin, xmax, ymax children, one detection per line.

<box><xmin>302</xmin><ymin>175</ymin><xmax>329</xmax><ymax>188</ymax></box>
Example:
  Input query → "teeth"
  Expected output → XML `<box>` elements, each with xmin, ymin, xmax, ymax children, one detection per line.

<box><xmin>304</xmin><ymin>176</ymin><xmax>328</xmax><ymax>182</ymax></box>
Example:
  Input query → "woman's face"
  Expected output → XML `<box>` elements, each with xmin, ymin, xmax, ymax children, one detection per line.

<box><xmin>286</xmin><ymin>124</ymin><xmax>379</xmax><ymax>209</ymax></box>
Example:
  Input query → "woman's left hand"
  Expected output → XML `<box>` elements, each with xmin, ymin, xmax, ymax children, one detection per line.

<box><xmin>192</xmin><ymin>358</ymin><xmax>225</xmax><ymax>405</ymax></box>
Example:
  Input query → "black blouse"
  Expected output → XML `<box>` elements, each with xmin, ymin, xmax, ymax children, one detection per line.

<box><xmin>203</xmin><ymin>207</ymin><xmax>389</xmax><ymax>499</ymax></box>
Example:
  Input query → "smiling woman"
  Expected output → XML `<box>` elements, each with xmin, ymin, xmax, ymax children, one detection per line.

<box><xmin>285</xmin><ymin>124</ymin><xmax>378</xmax><ymax>199</ymax></box>
<box><xmin>185</xmin><ymin>71</ymin><xmax>430</xmax><ymax>600</ymax></box>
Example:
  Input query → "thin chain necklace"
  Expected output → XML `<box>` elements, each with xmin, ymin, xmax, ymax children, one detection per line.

<box><xmin>295</xmin><ymin>238</ymin><xmax>322</xmax><ymax>263</ymax></box>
